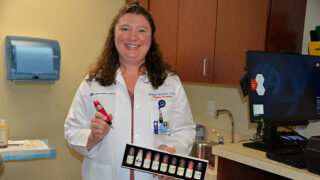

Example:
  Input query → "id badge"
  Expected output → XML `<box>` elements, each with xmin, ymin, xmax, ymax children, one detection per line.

<box><xmin>160</xmin><ymin>121</ymin><xmax>170</xmax><ymax>134</ymax></box>
<box><xmin>154</xmin><ymin>120</ymin><xmax>170</xmax><ymax>135</ymax></box>
<box><xmin>153</xmin><ymin>99</ymin><xmax>170</xmax><ymax>135</ymax></box>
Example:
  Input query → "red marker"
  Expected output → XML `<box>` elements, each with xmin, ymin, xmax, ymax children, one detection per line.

<box><xmin>93</xmin><ymin>100</ymin><xmax>113</xmax><ymax>128</ymax></box>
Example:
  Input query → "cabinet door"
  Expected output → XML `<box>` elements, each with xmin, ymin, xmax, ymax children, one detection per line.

<box><xmin>267</xmin><ymin>0</ymin><xmax>307</xmax><ymax>53</ymax></box>
<box><xmin>213</xmin><ymin>0</ymin><xmax>269</xmax><ymax>85</ymax></box>
<box><xmin>149</xmin><ymin>0</ymin><xmax>179</xmax><ymax>71</ymax></box>
<box><xmin>176</xmin><ymin>0</ymin><xmax>217</xmax><ymax>83</ymax></box>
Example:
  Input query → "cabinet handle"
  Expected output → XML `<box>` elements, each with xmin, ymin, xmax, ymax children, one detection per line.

<box><xmin>203</xmin><ymin>58</ymin><xmax>208</xmax><ymax>77</ymax></box>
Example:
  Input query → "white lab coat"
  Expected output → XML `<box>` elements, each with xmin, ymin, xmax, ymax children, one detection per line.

<box><xmin>64</xmin><ymin>69</ymin><xmax>196</xmax><ymax>180</ymax></box>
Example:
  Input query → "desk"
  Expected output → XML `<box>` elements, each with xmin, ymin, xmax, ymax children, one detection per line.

<box><xmin>212</xmin><ymin>142</ymin><xmax>320</xmax><ymax>180</ymax></box>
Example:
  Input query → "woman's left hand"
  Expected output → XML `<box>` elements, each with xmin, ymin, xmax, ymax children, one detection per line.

<box><xmin>152</xmin><ymin>144</ymin><xmax>176</xmax><ymax>180</ymax></box>
<box><xmin>157</xmin><ymin>144</ymin><xmax>176</xmax><ymax>154</ymax></box>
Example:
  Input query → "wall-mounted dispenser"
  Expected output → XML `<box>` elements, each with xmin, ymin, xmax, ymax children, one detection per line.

<box><xmin>5</xmin><ymin>35</ymin><xmax>61</xmax><ymax>82</ymax></box>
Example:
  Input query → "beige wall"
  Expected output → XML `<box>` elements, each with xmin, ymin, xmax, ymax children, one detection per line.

<box><xmin>183</xmin><ymin>83</ymin><xmax>256</xmax><ymax>137</ymax></box>
<box><xmin>0</xmin><ymin>0</ymin><xmax>124</xmax><ymax>179</ymax></box>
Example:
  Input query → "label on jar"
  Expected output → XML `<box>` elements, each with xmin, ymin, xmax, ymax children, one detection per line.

<box><xmin>134</xmin><ymin>156</ymin><xmax>142</xmax><ymax>167</ymax></box>
<box><xmin>160</xmin><ymin>163</ymin><xmax>168</xmax><ymax>172</ymax></box>
<box><xmin>168</xmin><ymin>165</ymin><xmax>176</xmax><ymax>174</ymax></box>
<box><xmin>151</xmin><ymin>161</ymin><xmax>159</xmax><ymax>170</ymax></box>
<box><xmin>126</xmin><ymin>155</ymin><xmax>134</xmax><ymax>165</ymax></box>
<box><xmin>0</xmin><ymin>128</ymin><xmax>7</xmax><ymax>145</ymax></box>
<box><xmin>185</xmin><ymin>168</ymin><xmax>193</xmax><ymax>178</ymax></box>
<box><xmin>143</xmin><ymin>159</ymin><xmax>151</xmax><ymax>169</ymax></box>
<box><xmin>194</xmin><ymin>171</ymin><xmax>202</xmax><ymax>179</ymax></box>
<box><xmin>177</xmin><ymin>167</ymin><xmax>185</xmax><ymax>176</ymax></box>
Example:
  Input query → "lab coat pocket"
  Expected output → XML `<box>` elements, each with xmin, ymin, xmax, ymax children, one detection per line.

<box><xmin>82</xmin><ymin>161</ymin><xmax>112</xmax><ymax>180</ymax></box>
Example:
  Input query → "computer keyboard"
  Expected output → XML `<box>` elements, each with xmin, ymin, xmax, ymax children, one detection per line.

<box><xmin>266</xmin><ymin>148</ymin><xmax>306</xmax><ymax>169</ymax></box>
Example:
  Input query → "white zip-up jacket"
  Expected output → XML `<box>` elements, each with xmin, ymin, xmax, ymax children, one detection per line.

<box><xmin>64</xmin><ymin>69</ymin><xmax>196</xmax><ymax>179</ymax></box>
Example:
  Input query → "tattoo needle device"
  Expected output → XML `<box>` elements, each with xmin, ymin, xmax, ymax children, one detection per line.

<box><xmin>93</xmin><ymin>100</ymin><xmax>113</xmax><ymax>128</ymax></box>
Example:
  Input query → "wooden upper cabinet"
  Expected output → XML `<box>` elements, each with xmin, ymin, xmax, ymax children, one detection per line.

<box><xmin>213</xmin><ymin>0</ymin><xmax>306</xmax><ymax>85</ymax></box>
<box><xmin>213</xmin><ymin>0</ymin><xmax>269</xmax><ymax>85</ymax></box>
<box><xmin>266</xmin><ymin>0</ymin><xmax>307</xmax><ymax>53</ymax></box>
<box><xmin>149</xmin><ymin>0</ymin><xmax>217</xmax><ymax>82</ymax></box>
<box><xmin>176</xmin><ymin>0</ymin><xmax>217</xmax><ymax>83</ymax></box>
<box><xmin>129</xmin><ymin>0</ymin><xmax>306</xmax><ymax>85</ymax></box>
<box><xmin>149</xmin><ymin>0</ymin><xmax>179</xmax><ymax>71</ymax></box>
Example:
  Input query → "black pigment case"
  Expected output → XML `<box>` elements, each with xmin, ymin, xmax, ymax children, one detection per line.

<box><xmin>122</xmin><ymin>144</ymin><xmax>208</xmax><ymax>180</ymax></box>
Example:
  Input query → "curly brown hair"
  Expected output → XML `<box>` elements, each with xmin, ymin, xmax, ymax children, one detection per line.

<box><xmin>87</xmin><ymin>2</ymin><xmax>173</xmax><ymax>89</ymax></box>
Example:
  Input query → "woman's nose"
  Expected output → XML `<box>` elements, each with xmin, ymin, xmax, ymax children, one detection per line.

<box><xmin>129</xmin><ymin>30</ymin><xmax>137</xmax><ymax>40</ymax></box>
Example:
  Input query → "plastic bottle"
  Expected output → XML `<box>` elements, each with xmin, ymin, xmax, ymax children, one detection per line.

<box><xmin>0</xmin><ymin>119</ymin><xmax>8</xmax><ymax>148</ymax></box>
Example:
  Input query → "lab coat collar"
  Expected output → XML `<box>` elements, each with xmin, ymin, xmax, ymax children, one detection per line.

<box><xmin>115</xmin><ymin>68</ymin><xmax>126</xmax><ymax>88</ymax></box>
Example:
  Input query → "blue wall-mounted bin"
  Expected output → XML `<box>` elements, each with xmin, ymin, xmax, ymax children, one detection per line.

<box><xmin>5</xmin><ymin>36</ymin><xmax>61</xmax><ymax>82</ymax></box>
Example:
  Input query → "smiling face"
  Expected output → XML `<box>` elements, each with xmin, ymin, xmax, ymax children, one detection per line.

<box><xmin>115</xmin><ymin>13</ymin><xmax>152</xmax><ymax>68</ymax></box>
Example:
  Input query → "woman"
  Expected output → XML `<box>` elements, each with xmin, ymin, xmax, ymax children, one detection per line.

<box><xmin>64</xmin><ymin>2</ymin><xmax>195</xmax><ymax>179</ymax></box>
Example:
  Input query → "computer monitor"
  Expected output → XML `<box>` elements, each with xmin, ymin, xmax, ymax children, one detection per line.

<box><xmin>247</xmin><ymin>50</ymin><xmax>320</xmax><ymax>126</ymax></box>
<box><xmin>244</xmin><ymin>50</ymin><xmax>320</xmax><ymax>148</ymax></box>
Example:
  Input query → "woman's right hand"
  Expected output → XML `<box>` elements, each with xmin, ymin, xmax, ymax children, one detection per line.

<box><xmin>86</xmin><ymin>112</ymin><xmax>113</xmax><ymax>151</ymax></box>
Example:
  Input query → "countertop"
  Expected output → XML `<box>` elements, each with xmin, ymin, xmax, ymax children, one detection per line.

<box><xmin>0</xmin><ymin>139</ymin><xmax>56</xmax><ymax>162</ymax></box>
<box><xmin>212</xmin><ymin>142</ymin><xmax>320</xmax><ymax>180</ymax></box>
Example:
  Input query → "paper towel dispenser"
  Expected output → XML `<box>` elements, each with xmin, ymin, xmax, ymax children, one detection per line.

<box><xmin>5</xmin><ymin>36</ymin><xmax>61</xmax><ymax>82</ymax></box>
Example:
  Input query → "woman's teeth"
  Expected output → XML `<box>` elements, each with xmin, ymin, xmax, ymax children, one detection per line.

<box><xmin>127</xmin><ymin>44</ymin><xmax>139</xmax><ymax>48</ymax></box>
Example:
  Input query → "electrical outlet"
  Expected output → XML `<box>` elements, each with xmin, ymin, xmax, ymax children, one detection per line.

<box><xmin>207</xmin><ymin>99</ymin><xmax>215</xmax><ymax>115</ymax></box>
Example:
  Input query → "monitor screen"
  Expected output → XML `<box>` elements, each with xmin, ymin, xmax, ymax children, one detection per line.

<box><xmin>247</xmin><ymin>50</ymin><xmax>320</xmax><ymax>126</ymax></box>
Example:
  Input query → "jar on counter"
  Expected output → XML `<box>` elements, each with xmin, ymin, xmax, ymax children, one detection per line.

<box><xmin>0</xmin><ymin>119</ymin><xmax>8</xmax><ymax>148</ymax></box>
<box><xmin>195</xmin><ymin>124</ymin><xmax>205</xmax><ymax>140</ymax></box>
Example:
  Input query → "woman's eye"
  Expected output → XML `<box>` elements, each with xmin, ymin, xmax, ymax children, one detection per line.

<box><xmin>120</xmin><ymin>28</ymin><xmax>128</xmax><ymax>31</ymax></box>
<box><xmin>138</xmin><ymin>29</ymin><xmax>146</xmax><ymax>33</ymax></box>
